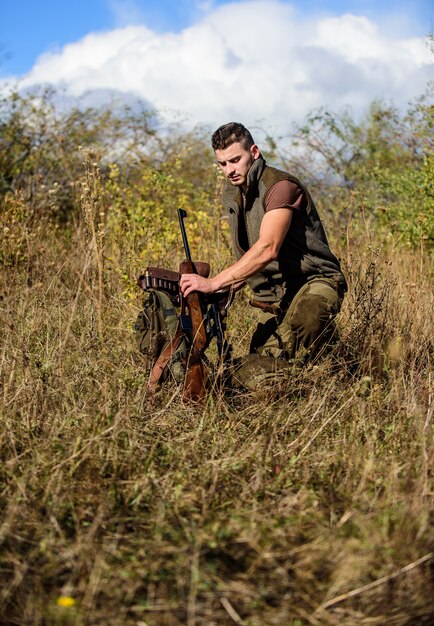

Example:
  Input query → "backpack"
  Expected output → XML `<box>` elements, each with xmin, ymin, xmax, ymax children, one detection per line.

<box><xmin>134</xmin><ymin>289</ymin><xmax>187</xmax><ymax>387</ymax></box>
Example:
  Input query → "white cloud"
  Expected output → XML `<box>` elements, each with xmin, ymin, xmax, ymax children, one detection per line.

<box><xmin>107</xmin><ymin>0</ymin><xmax>145</xmax><ymax>27</ymax></box>
<box><xmin>11</xmin><ymin>0</ymin><xmax>433</xmax><ymax>134</ymax></box>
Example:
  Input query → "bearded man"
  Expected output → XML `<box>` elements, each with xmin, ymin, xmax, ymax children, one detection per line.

<box><xmin>180</xmin><ymin>122</ymin><xmax>347</xmax><ymax>390</ymax></box>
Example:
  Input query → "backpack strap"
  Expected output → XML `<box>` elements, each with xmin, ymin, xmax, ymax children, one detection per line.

<box><xmin>148</xmin><ymin>324</ymin><xmax>184</xmax><ymax>393</ymax></box>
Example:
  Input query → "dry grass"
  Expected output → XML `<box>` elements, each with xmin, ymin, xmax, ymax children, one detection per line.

<box><xmin>0</xmin><ymin>192</ymin><xmax>433</xmax><ymax>626</ymax></box>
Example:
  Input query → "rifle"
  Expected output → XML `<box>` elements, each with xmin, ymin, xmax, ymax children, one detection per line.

<box><xmin>176</xmin><ymin>209</ymin><xmax>206</xmax><ymax>400</ymax></box>
<box><xmin>136</xmin><ymin>209</ymin><xmax>232</xmax><ymax>401</ymax></box>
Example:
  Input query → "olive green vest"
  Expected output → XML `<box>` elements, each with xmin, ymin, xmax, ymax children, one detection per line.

<box><xmin>222</xmin><ymin>156</ymin><xmax>346</xmax><ymax>302</ymax></box>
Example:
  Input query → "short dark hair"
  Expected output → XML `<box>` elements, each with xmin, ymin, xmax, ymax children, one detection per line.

<box><xmin>211</xmin><ymin>122</ymin><xmax>255</xmax><ymax>151</ymax></box>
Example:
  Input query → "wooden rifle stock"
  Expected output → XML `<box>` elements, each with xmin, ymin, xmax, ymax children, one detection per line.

<box><xmin>178</xmin><ymin>209</ymin><xmax>207</xmax><ymax>402</ymax></box>
<box><xmin>180</xmin><ymin>260</ymin><xmax>207</xmax><ymax>401</ymax></box>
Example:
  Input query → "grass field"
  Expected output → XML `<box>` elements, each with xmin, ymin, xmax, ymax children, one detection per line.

<box><xmin>1</xmin><ymin>170</ymin><xmax>433</xmax><ymax>626</ymax></box>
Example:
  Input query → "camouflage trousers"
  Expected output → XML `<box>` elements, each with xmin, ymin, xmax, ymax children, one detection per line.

<box><xmin>230</xmin><ymin>275</ymin><xmax>346</xmax><ymax>391</ymax></box>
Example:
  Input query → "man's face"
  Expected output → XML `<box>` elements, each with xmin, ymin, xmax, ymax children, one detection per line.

<box><xmin>215</xmin><ymin>142</ymin><xmax>260</xmax><ymax>190</ymax></box>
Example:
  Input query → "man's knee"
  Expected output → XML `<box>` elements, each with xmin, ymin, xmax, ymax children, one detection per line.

<box><xmin>287</xmin><ymin>276</ymin><xmax>345</xmax><ymax>352</ymax></box>
<box><xmin>289</xmin><ymin>292</ymin><xmax>335</xmax><ymax>348</ymax></box>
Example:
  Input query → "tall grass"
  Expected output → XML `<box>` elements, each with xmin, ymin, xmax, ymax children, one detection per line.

<box><xmin>0</xmin><ymin>160</ymin><xmax>433</xmax><ymax>626</ymax></box>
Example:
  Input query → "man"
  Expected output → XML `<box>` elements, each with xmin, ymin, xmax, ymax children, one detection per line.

<box><xmin>180</xmin><ymin>122</ymin><xmax>346</xmax><ymax>390</ymax></box>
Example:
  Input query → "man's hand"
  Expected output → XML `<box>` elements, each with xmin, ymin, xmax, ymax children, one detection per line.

<box><xmin>180</xmin><ymin>273</ymin><xmax>215</xmax><ymax>297</ymax></box>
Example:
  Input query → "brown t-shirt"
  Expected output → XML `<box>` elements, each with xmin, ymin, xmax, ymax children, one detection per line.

<box><xmin>238</xmin><ymin>180</ymin><xmax>306</xmax><ymax>250</ymax></box>
<box><xmin>264</xmin><ymin>179</ymin><xmax>306</xmax><ymax>212</ymax></box>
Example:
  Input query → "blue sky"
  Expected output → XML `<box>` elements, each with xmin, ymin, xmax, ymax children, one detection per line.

<box><xmin>1</xmin><ymin>0</ymin><xmax>432</xmax><ymax>77</ymax></box>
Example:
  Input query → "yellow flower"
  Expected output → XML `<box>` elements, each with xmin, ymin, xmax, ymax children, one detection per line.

<box><xmin>57</xmin><ymin>596</ymin><xmax>76</xmax><ymax>608</ymax></box>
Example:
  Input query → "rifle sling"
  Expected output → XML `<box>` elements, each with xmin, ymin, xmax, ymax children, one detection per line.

<box><xmin>148</xmin><ymin>325</ymin><xmax>184</xmax><ymax>394</ymax></box>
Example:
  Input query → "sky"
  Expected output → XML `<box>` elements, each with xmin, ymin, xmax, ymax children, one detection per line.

<box><xmin>1</xmin><ymin>1</ymin><xmax>433</xmax><ymax>133</ymax></box>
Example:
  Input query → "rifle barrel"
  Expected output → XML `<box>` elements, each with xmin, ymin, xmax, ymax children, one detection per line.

<box><xmin>177</xmin><ymin>208</ymin><xmax>192</xmax><ymax>262</ymax></box>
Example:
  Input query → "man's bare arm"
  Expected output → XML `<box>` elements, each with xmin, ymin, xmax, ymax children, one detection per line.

<box><xmin>180</xmin><ymin>208</ymin><xmax>293</xmax><ymax>297</ymax></box>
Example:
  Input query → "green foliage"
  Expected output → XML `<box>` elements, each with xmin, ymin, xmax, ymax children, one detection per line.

<box><xmin>2</xmin><ymin>84</ymin><xmax>432</xmax><ymax>254</ymax></box>
<box><xmin>102</xmin><ymin>136</ymin><xmax>225</xmax><ymax>307</ymax></box>
<box><xmin>0</xmin><ymin>87</ymin><xmax>158</xmax><ymax>222</ymax></box>
<box><xmin>287</xmin><ymin>93</ymin><xmax>434</xmax><ymax>249</ymax></box>
<box><xmin>105</xmin><ymin>143</ymin><xmax>217</xmax><ymax>264</ymax></box>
